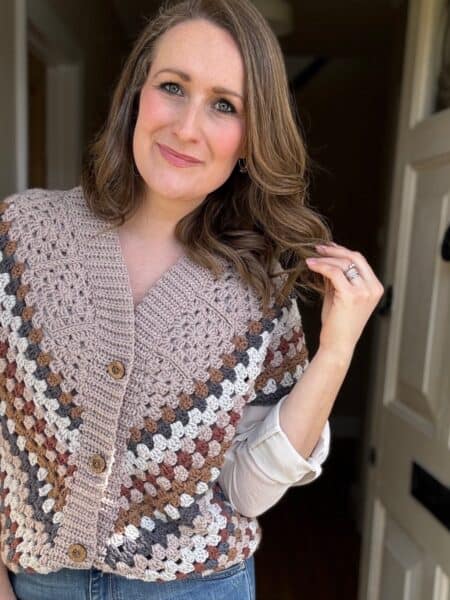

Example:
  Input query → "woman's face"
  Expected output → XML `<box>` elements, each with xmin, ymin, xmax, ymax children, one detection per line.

<box><xmin>132</xmin><ymin>18</ymin><xmax>246</xmax><ymax>210</ymax></box>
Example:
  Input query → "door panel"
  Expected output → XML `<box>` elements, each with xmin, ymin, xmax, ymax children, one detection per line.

<box><xmin>379</xmin><ymin>516</ymin><xmax>423</xmax><ymax>600</ymax></box>
<box><xmin>396</xmin><ymin>164</ymin><xmax>450</xmax><ymax>424</ymax></box>
<box><xmin>368</xmin><ymin>500</ymin><xmax>449</xmax><ymax>600</ymax></box>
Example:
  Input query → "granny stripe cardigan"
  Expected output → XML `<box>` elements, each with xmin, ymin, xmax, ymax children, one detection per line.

<box><xmin>0</xmin><ymin>186</ymin><xmax>319</xmax><ymax>583</ymax></box>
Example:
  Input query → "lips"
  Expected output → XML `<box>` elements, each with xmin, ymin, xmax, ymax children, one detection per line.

<box><xmin>157</xmin><ymin>143</ymin><xmax>202</xmax><ymax>167</ymax></box>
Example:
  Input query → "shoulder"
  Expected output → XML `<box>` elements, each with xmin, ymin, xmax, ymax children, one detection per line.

<box><xmin>0</xmin><ymin>186</ymin><xmax>92</xmax><ymax>270</ymax></box>
<box><xmin>0</xmin><ymin>185</ymin><xmax>89</xmax><ymax>235</ymax></box>
<box><xmin>1</xmin><ymin>185</ymin><xmax>86</xmax><ymax>214</ymax></box>
<box><xmin>1</xmin><ymin>187</ymin><xmax>64</xmax><ymax>217</ymax></box>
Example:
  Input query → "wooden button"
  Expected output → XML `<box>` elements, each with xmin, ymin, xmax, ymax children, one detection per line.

<box><xmin>67</xmin><ymin>543</ymin><xmax>87</xmax><ymax>563</ymax></box>
<box><xmin>89</xmin><ymin>453</ymin><xmax>106</xmax><ymax>474</ymax></box>
<box><xmin>107</xmin><ymin>360</ymin><xmax>125</xmax><ymax>379</ymax></box>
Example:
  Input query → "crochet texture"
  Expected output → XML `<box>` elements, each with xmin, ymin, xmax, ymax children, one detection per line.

<box><xmin>0</xmin><ymin>187</ymin><xmax>308</xmax><ymax>582</ymax></box>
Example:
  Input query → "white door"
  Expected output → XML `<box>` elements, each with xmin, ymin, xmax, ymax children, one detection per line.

<box><xmin>358</xmin><ymin>1</ymin><xmax>450</xmax><ymax>599</ymax></box>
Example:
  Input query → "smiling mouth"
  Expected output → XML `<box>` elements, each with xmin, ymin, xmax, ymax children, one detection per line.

<box><xmin>157</xmin><ymin>143</ymin><xmax>203</xmax><ymax>167</ymax></box>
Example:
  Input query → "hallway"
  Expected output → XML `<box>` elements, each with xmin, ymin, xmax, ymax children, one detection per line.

<box><xmin>255</xmin><ymin>439</ymin><xmax>361</xmax><ymax>600</ymax></box>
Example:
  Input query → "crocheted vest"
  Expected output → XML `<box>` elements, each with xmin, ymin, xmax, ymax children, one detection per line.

<box><xmin>0</xmin><ymin>187</ymin><xmax>306</xmax><ymax>582</ymax></box>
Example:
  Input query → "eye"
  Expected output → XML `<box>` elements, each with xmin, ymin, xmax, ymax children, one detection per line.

<box><xmin>159</xmin><ymin>81</ymin><xmax>183</xmax><ymax>95</ymax></box>
<box><xmin>214</xmin><ymin>99</ymin><xmax>236</xmax><ymax>114</ymax></box>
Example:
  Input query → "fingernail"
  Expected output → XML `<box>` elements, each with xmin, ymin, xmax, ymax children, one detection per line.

<box><xmin>306</xmin><ymin>258</ymin><xmax>317</xmax><ymax>263</ymax></box>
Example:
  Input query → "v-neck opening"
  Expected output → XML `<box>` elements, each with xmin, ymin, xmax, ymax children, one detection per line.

<box><xmin>73</xmin><ymin>184</ymin><xmax>227</xmax><ymax>349</ymax></box>
<box><xmin>112</xmin><ymin>226</ymin><xmax>189</xmax><ymax>316</ymax></box>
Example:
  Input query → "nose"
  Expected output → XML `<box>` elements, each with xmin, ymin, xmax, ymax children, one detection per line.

<box><xmin>173</xmin><ymin>101</ymin><xmax>202</xmax><ymax>142</ymax></box>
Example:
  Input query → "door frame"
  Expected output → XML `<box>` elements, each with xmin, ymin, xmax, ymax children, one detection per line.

<box><xmin>358</xmin><ymin>1</ymin><xmax>450</xmax><ymax>598</ymax></box>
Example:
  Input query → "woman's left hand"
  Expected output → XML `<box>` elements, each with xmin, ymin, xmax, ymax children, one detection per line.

<box><xmin>306</xmin><ymin>243</ymin><xmax>384</xmax><ymax>357</ymax></box>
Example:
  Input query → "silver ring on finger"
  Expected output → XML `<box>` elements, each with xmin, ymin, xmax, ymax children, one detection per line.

<box><xmin>343</xmin><ymin>262</ymin><xmax>361</xmax><ymax>282</ymax></box>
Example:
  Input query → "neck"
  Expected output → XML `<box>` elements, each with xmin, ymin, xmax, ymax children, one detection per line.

<box><xmin>119</xmin><ymin>189</ymin><xmax>204</xmax><ymax>247</ymax></box>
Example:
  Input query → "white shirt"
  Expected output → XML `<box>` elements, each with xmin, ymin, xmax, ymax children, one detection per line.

<box><xmin>218</xmin><ymin>395</ymin><xmax>331</xmax><ymax>518</ymax></box>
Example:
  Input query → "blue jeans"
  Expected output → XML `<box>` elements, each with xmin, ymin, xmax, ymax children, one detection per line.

<box><xmin>8</xmin><ymin>555</ymin><xmax>256</xmax><ymax>599</ymax></box>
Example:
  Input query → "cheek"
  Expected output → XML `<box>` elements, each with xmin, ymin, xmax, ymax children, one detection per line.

<box><xmin>211</xmin><ymin>121</ymin><xmax>244</xmax><ymax>163</ymax></box>
<box><xmin>136</xmin><ymin>86</ymin><xmax>174</xmax><ymax>129</ymax></box>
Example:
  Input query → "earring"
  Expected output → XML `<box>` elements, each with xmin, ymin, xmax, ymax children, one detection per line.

<box><xmin>238</xmin><ymin>158</ymin><xmax>248</xmax><ymax>173</ymax></box>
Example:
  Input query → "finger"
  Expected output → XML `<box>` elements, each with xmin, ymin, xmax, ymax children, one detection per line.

<box><xmin>315</xmin><ymin>244</ymin><xmax>381</xmax><ymax>291</ymax></box>
<box><xmin>308</xmin><ymin>257</ymin><xmax>366</xmax><ymax>286</ymax></box>
<box><xmin>306</xmin><ymin>258</ymin><xmax>354</xmax><ymax>293</ymax></box>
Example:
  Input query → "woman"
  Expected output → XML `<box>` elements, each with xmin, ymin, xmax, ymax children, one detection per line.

<box><xmin>0</xmin><ymin>0</ymin><xmax>383</xmax><ymax>598</ymax></box>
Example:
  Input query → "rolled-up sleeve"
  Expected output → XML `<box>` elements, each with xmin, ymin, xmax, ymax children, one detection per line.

<box><xmin>247</xmin><ymin>395</ymin><xmax>331</xmax><ymax>485</ymax></box>
<box><xmin>217</xmin><ymin>395</ymin><xmax>331</xmax><ymax>518</ymax></box>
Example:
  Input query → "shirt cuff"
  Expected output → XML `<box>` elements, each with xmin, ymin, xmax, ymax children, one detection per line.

<box><xmin>245</xmin><ymin>395</ymin><xmax>331</xmax><ymax>486</ymax></box>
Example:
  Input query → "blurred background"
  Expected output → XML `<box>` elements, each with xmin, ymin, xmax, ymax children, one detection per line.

<box><xmin>0</xmin><ymin>1</ymin><xmax>448</xmax><ymax>598</ymax></box>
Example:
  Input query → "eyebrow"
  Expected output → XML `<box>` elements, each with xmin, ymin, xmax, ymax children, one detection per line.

<box><xmin>154</xmin><ymin>67</ymin><xmax>244</xmax><ymax>100</ymax></box>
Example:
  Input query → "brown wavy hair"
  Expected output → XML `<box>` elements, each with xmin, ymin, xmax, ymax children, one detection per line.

<box><xmin>81</xmin><ymin>0</ymin><xmax>332</xmax><ymax>312</ymax></box>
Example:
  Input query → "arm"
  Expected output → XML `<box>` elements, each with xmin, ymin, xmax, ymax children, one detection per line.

<box><xmin>218</xmin><ymin>243</ymin><xmax>382</xmax><ymax>517</ymax></box>
<box><xmin>218</xmin><ymin>294</ymin><xmax>330</xmax><ymax>518</ymax></box>
<box><xmin>0</xmin><ymin>560</ymin><xmax>16</xmax><ymax>600</ymax></box>
<box><xmin>281</xmin><ymin>243</ymin><xmax>383</xmax><ymax>457</ymax></box>
<box><xmin>279</xmin><ymin>347</ymin><xmax>349</xmax><ymax>459</ymax></box>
